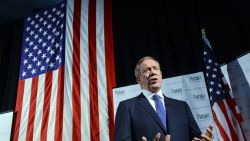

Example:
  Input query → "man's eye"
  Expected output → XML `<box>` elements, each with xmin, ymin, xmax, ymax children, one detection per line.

<box><xmin>153</xmin><ymin>67</ymin><xmax>159</xmax><ymax>70</ymax></box>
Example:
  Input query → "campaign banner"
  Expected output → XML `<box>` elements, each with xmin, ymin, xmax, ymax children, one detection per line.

<box><xmin>221</xmin><ymin>53</ymin><xmax>250</xmax><ymax>140</ymax></box>
<box><xmin>113</xmin><ymin>72</ymin><xmax>218</xmax><ymax>140</ymax></box>
<box><xmin>0</xmin><ymin>111</ymin><xmax>14</xmax><ymax>141</ymax></box>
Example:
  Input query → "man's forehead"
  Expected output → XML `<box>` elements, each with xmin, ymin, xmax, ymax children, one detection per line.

<box><xmin>140</xmin><ymin>59</ymin><xmax>159</xmax><ymax>67</ymax></box>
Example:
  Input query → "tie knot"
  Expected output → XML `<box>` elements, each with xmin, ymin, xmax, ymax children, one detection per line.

<box><xmin>152</xmin><ymin>94</ymin><xmax>161</xmax><ymax>101</ymax></box>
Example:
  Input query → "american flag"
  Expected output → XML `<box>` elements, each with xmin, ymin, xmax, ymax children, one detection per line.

<box><xmin>13</xmin><ymin>0</ymin><xmax>116</xmax><ymax>140</ymax></box>
<box><xmin>202</xmin><ymin>30</ymin><xmax>245</xmax><ymax>141</ymax></box>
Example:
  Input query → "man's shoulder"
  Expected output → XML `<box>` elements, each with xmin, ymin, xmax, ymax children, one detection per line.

<box><xmin>120</xmin><ymin>93</ymin><xmax>144</xmax><ymax>104</ymax></box>
<box><xmin>164</xmin><ymin>95</ymin><xmax>187</xmax><ymax>105</ymax></box>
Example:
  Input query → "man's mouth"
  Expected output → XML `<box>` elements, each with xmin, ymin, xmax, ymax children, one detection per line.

<box><xmin>148</xmin><ymin>78</ymin><xmax>158</xmax><ymax>84</ymax></box>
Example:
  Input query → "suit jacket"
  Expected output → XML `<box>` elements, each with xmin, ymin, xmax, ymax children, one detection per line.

<box><xmin>114</xmin><ymin>93</ymin><xmax>201</xmax><ymax>141</ymax></box>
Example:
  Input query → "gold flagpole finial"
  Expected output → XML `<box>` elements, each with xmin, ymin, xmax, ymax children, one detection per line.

<box><xmin>201</xmin><ymin>29</ymin><xmax>206</xmax><ymax>35</ymax></box>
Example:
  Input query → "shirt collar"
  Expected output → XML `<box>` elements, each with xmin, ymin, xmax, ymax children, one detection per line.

<box><xmin>142</xmin><ymin>89</ymin><xmax>164</xmax><ymax>100</ymax></box>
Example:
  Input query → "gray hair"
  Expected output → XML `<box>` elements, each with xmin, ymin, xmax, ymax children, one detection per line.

<box><xmin>134</xmin><ymin>56</ymin><xmax>160</xmax><ymax>81</ymax></box>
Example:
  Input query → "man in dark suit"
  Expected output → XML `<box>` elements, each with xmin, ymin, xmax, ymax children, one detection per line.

<box><xmin>114</xmin><ymin>56</ymin><xmax>212</xmax><ymax>141</ymax></box>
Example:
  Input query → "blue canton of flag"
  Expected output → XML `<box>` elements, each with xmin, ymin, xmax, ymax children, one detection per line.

<box><xmin>19</xmin><ymin>2</ymin><xmax>66</xmax><ymax>80</ymax></box>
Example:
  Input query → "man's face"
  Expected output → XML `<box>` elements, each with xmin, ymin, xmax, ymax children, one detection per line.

<box><xmin>137</xmin><ymin>59</ymin><xmax>162</xmax><ymax>93</ymax></box>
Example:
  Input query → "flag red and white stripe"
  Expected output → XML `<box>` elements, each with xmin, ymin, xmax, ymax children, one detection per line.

<box><xmin>13</xmin><ymin>0</ymin><xmax>116</xmax><ymax>140</ymax></box>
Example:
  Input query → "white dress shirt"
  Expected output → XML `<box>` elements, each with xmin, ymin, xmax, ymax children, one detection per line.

<box><xmin>142</xmin><ymin>89</ymin><xmax>166</xmax><ymax>111</ymax></box>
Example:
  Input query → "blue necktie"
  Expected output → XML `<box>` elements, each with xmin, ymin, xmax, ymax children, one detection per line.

<box><xmin>152</xmin><ymin>95</ymin><xmax>167</xmax><ymax>129</ymax></box>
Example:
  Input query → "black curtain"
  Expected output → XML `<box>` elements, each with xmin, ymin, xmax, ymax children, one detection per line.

<box><xmin>113</xmin><ymin>0</ymin><xmax>250</xmax><ymax>86</ymax></box>
<box><xmin>0</xmin><ymin>0</ymin><xmax>250</xmax><ymax>112</ymax></box>
<box><xmin>0</xmin><ymin>19</ymin><xmax>23</xmax><ymax>112</ymax></box>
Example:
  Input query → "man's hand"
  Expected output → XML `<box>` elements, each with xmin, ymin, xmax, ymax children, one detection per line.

<box><xmin>142</xmin><ymin>132</ymin><xmax>170</xmax><ymax>141</ymax></box>
<box><xmin>192</xmin><ymin>124</ymin><xmax>213</xmax><ymax>141</ymax></box>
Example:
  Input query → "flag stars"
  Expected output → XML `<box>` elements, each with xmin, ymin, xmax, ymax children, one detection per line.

<box><xmin>39</xmin><ymin>17</ymin><xmax>44</xmax><ymax>22</ymax></box>
<box><xmin>34</xmin><ymin>34</ymin><xmax>39</xmax><ymax>39</ymax></box>
<box><xmin>37</xmin><ymin>50</ymin><xmax>42</xmax><ymax>55</ymax></box>
<box><xmin>47</xmin><ymin>35</ymin><xmax>52</xmax><ymax>40</ymax></box>
<box><xmin>34</xmin><ymin>24</ymin><xmax>39</xmax><ymax>29</ymax></box>
<box><xmin>48</xmin><ymin>14</ymin><xmax>52</xmax><ymax>19</ymax></box>
<box><xmin>24</xmin><ymin>48</ymin><xmax>29</xmax><ymax>53</ymax></box>
<box><xmin>40</xmin><ymin>66</ymin><xmax>45</xmax><ymax>71</ymax></box>
<box><xmin>44</xmin><ymin>11</ymin><xmax>48</xmax><ymax>15</ymax></box>
<box><xmin>206</xmin><ymin>66</ymin><xmax>211</xmax><ymax>69</ymax></box>
<box><xmin>213</xmin><ymin>68</ymin><xmax>217</xmax><ymax>72</ymax></box>
<box><xmin>56</xmin><ymin>11</ymin><xmax>60</xmax><ymax>15</ymax></box>
<box><xmin>58</xmin><ymin>58</ymin><xmax>62</xmax><ymax>64</ymax></box>
<box><xmin>50</xmin><ymin>50</ymin><xmax>55</xmax><ymax>55</ymax></box>
<box><xmin>204</xmin><ymin>51</ymin><xmax>207</xmax><ymax>55</ymax></box>
<box><xmin>42</xmin><ymin>42</ymin><xmax>47</xmax><ymax>47</ymax></box>
<box><xmin>52</xmin><ymin>8</ymin><xmax>57</xmax><ymax>12</ymax></box>
<box><xmin>49</xmin><ymin>63</ymin><xmax>55</xmax><ymax>68</ymax></box>
<box><xmin>41</xmin><ymin>54</ymin><xmax>46</xmax><ymax>59</ymax></box>
<box><xmin>47</xmin><ymin>24</ymin><xmax>52</xmax><ymax>29</ymax></box>
<box><xmin>43</xmin><ymin>31</ymin><xmax>47</xmax><ymax>36</ymax></box>
<box><xmin>60</xmin><ymin>13</ymin><xmax>64</xmax><ymax>18</ymax></box>
<box><xmin>31</xmin><ymin>21</ymin><xmax>35</xmax><ymax>25</ymax></box>
<box><xmin>36</xmin><ymin>61</ymin><xmax>41</xmax><ymax>67</ymax></box>
<box><xmin>22</xmin><ymin>71</ymin><xmax>26</xmax><ymax>77</ymax></box>
<box><xmin>55</xmin><ymin>31</ymin><xmax>60</xmax><ymax>36</ymax></box>
<box><xmin>27</xmin><ymin>17</ymin><xmax>31</xmax><ymax>21</ymax></box>
<box><xmin>39</xmin><ymin>28</ymin><xmax>43</xmax><ymax>33</ymax></box>
<box><xmin>29</xmin><ymin>30</ymin><xmax>34</xmax><ymax>35</ymax></box>
<box><xmin>52</xmin><ymin>28</ymin><xmax>56</xmax><ymax>33</ymax></box>
<box><xmin>218</xmin><ymin>84</ymin><xmax>222</xmax><ymax>88</ymax></box>
<box><xmin>28</xmin><ymin>52</ymin><xmax>33</xmax><ymax>58</ymax></box>
<box><xmin>208</xmin><ymin>59</ymin><xmax>212</xmax><ymax>63</ymax></box>
<box><xmin>51</xmin><ymin>39</ymin><xmax>55</xmax><ymax>44</ymax></box>
<box><xmin>31</xmin><ymin>69</ymin><xmax>36</xmax><ymax>74</ymax></box>
<box><xmin>52</xmin><ymin>18</ymin><xmax>56</xmax><ymax>22</ymax></box>
<box><xmin>26</xmin><ymin>27</ymin><xmax>30</xmax><ymax>32</ymax></box>
<box><xmin>46</xmin><ymin>58</ymin><xmax>50</xmax><ymax>63</ymax></box>
<box><xmin>209</xmin><ymin>88</ymin><xmax>213</xmax><ymax>92</ymax></box>
<box><xmin>206</xmin><ymin>73</ymin><xmax>209</xmax><ymax>77</ymax></box>
<box><xmin>29</xmin><ymin>41</ymin><xmax>34</xmax><ymax>46</ymax></box>
<box><xmin>210</xmin><ymin>81</ymin><xmax>214</xmax><ymax>85</ymax></box>
<box><xmin>216</xmin><ymin>91</ymin><xmax>220</xmax><ymax>95</ymax></box>
<box><xmin>43</xmin><ymin>21</ymin><xmax>47</xmax><ymax>26</ymax></box>
<box><xmin>212</xmin><ymin>74</ymin><xmax>216</xmax><ymax>78</ymax></box>
<box><xmin>27</xmin><ymin>64</ymin><xmax>32</xmax><ymax>70</ymax></box>
<box><xmin>46</xmin><ymin>46</ymin><xmax>51</xmax><ymax>52</ymax></box>
<box><xmin>32</xmin><ymin>57</ymin><xmax>37</xmax><ymax>62</ymax></box>
<box><xmin>38</xmin><ymin>38</ymin><xmax>43</xmax><ymax>43</ymax></box>
<box><xmin>23</xmin><ymin>59</ymin><xmax>28</xmax><ymax>65</ymax></box>
<box><xmin>55</xmin><ymin>43</ymin><xmax>60</xmax><ymax>48</ymax></box>
<box><xmin>25</xmin><ymin>37</ymin><xmax>30</xmax><ymax>42</ymax></box>
<box><xmin>56</xmin><ymin>55</ymin><xmax>61</xmax><ymax>63</ymax></box>
<box><xmin>35</xmin><ymin>14</ymin><xmax>39</xmax><ymax>19</ymax></box>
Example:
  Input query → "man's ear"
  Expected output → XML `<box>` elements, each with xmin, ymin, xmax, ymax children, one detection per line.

<box><xmin>137</xmin><ymin>77</ymin><xmax>141</xmax><ymax>83</ymax></box>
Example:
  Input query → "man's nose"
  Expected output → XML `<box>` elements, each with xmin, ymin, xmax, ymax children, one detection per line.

<box><xmin>149</xmin><ymin>70</ymin><xmax>156</xmax><ymax>77</ymax></box>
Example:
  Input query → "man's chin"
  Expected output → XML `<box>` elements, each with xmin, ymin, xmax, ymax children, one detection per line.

<box><xmin>149</xmin><ymin>84</ymin><xmax>161</xmax><ymax>92</ymax></box>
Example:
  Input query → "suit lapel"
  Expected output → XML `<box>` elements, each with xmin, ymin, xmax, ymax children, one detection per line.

<box><xmin>164</xmin><ymin>96</ymin><xmax>174</xmax><ymax>135</ymax></box>
<box><xmin>137</xmin><ymin>93</ymin><xmax>167</xmax><ymax>134</ymax></box>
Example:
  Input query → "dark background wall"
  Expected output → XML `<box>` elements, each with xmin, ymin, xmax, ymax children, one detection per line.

<box><xmin>1</xmin><ymin>0</ymin><xmax>250</xmax><ymax>112</ymax></box>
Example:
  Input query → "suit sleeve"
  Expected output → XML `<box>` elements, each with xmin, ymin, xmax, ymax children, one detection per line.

<box><xmin>184</xmin><ymin>102</ymin><xmax>202</xmax><ymax>140</ymax></box>
<box><xmin>114</xmin><ymin>101</ymin><xmax>132</xmax><ymax>141</ymax></box>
